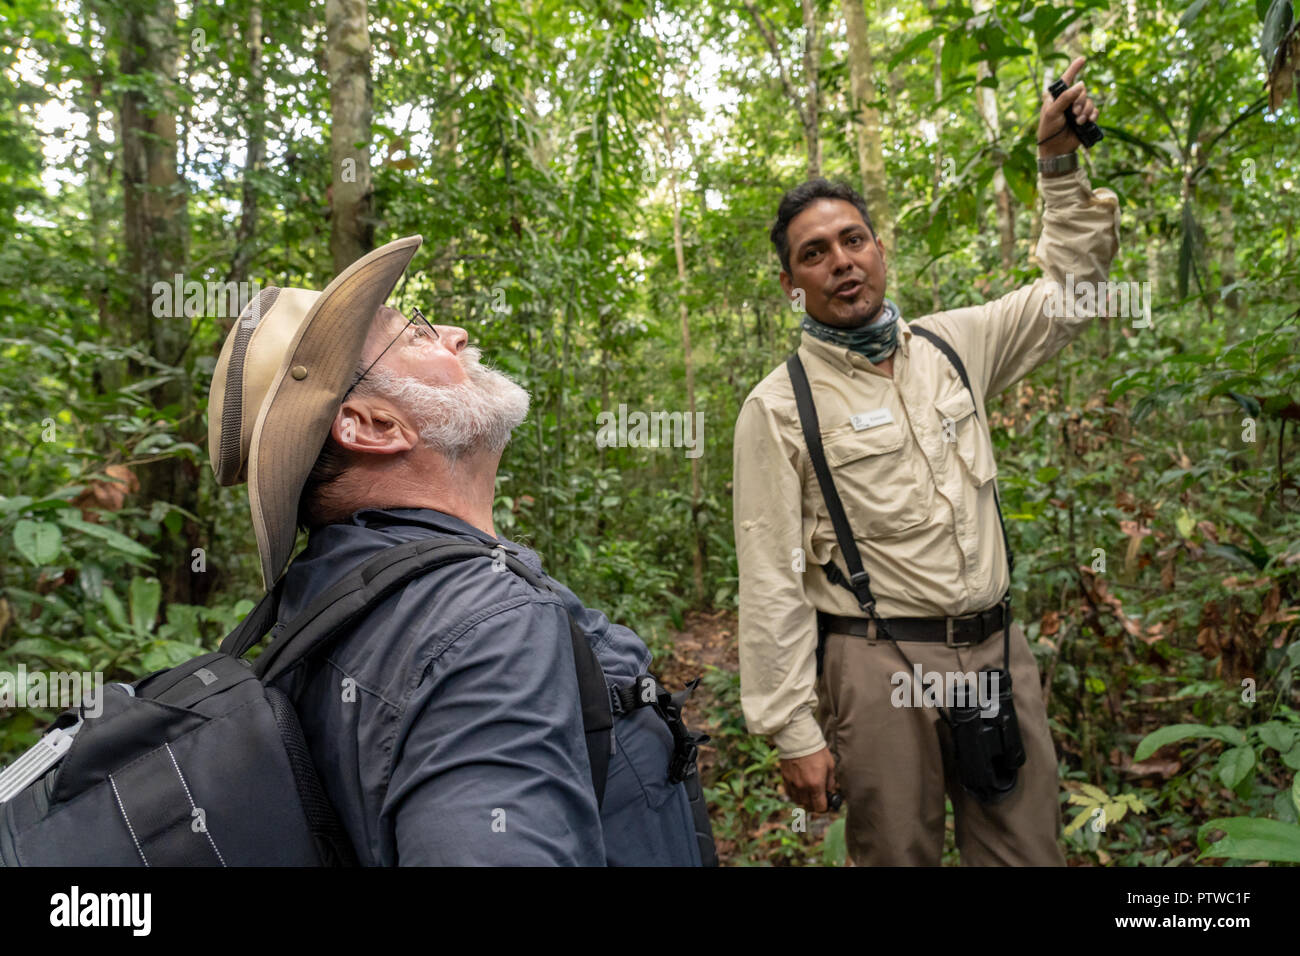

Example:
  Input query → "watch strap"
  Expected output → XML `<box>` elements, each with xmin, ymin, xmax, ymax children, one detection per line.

<box><xmin>1037</xmin><ymin>152</ymin><xmax>1079</xmax><ymax>174</ymax></box>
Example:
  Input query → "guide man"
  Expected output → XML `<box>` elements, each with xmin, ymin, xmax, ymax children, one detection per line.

<box><xmin>732</xmin><ymin>57</ymin><xmax>1119</xmax><ymax>865</ymax></box>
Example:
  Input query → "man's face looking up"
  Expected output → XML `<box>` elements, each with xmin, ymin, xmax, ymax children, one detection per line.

<box><xmin>361</xmin><ymin>309</ymin><xmax>471</xmax><ymax>386</ymax></box>
<box><xmin>779</xmin><ymin>198</ymin><xmax>887</xmax><ymax>329</ymax></box>
<box><xmin>338</xmin><ymin>307</ymin><xmax>531</xmax><ymax>463</ymax></box>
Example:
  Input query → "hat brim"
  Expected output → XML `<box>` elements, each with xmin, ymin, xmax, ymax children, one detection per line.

<box><xmin>247</xmin><ymin>236</ymin><xmax>422</xmax><ymax>589</ymax></box>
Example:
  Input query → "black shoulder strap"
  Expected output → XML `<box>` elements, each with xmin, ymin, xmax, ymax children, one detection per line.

<box><xmin>785</xmin><ymin>353</ymin><xmax>879</xmax><ymax>616</ymax></box>
<box><xmin>908</xmin><ymin>325</ymin><xmax>1015</xmax><ymax>579</ymax></box>
<box><xmin>787</xmin><ymin>332</ymin><xmax>1016</xmax><ymax>674</ymax></box>
<box><xmin>219</xmin><ymin>536</ymin><xmax>612</xmax><ymax>807</ymax></box>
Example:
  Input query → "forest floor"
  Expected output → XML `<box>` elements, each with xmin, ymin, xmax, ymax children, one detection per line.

<box><xmin>653</xmin><ymin>609</ymin><xmax>1151</xmax><ymax>866</ymax></box>
<box><xmin>657</xmin><ymin>609</ymin><xmax>839</xmax><ymax>865</ymax></box>
<box><xmin>656</xmin><ymin>608</ymin><xmax>737</xmax><ymax>786</ymax></box>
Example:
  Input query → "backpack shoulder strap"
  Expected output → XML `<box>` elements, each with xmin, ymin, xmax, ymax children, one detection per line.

<box><xmin>223</xmin><ymin>535</ymin><xmax>613</xmax><ymax>807</ymax></box>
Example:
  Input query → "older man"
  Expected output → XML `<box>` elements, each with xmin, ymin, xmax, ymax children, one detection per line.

<box><xmin>208</xmin><ymin>239</ymin><xmax>712</xmax><ymax>865</ymax></box>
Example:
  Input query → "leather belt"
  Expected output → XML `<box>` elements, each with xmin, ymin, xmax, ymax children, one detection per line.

<box><xmin>820</xmin><ymin>603</ymin><xmax>1006</xmax><ymax>648</ymax></box>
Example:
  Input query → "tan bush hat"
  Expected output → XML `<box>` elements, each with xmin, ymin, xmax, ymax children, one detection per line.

<box><xmin>207</xmin><ymin>235</ymin><xmax>423</xmax><ymax>590</ymax></box>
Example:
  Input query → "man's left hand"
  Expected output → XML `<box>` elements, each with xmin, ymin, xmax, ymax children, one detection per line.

<box><xmin>1037</xmin><ymin>56</ymin><xmax>1099</xmax><ymax>158</ymax></box>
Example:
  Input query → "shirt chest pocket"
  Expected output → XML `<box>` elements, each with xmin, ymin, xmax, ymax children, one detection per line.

<box><xmin>935</xmin><ymin>389</ymin><xmax>997</xmax><ymax>486</ymax></box>
<box><xmin>818</xmin><ymin>421</ymin><xmax>928</xmax><ymax>536</ymax></box>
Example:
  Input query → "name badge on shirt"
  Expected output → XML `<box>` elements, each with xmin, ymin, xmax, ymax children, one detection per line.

<box><xmin>850</xmin><ymin>408</ymin><xmax>894</xmax><ymax>431</ymax></box>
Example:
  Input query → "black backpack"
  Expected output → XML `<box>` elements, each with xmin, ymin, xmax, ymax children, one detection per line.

<box><xmin>0</xmin><ymin>536</ymin><xmax>714</xmax><ymax>866</ymax></box>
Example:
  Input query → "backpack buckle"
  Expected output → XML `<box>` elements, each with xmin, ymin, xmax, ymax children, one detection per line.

<box><xmin>668</xmin><ymin>735</ymin><xmax>701</xmax><ymax>784</ymax></box>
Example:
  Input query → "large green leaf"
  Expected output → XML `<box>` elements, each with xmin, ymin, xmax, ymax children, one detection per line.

<box><xmin>1199</xmin><ymin>816</ymin><xmax>1300</xmax><ymax>862</ymax></box>
<box><xmin>1180</xmin><ymin>0</ymin><xmax>1211</xmax><ymax>30</ymax></box>
<box><xmin>888</xmin><ymin>27</ymin><xmax>944</xmax><ymax>70</ymax></box>
<box><xmin>56</xmin><ymin>513</ymin><xmax>156</xmax><ymax>561</ymax></box>
<box><xmin>821</xmin><ymin>816</ymin><xmax>847</xmax><ymax>866</ymax></box>
<box><xmin>128</xmin><ymin>576</ymin><xmax>161</xmax><ymax>635</ymax></box>
<box><xmin>1258</xmin><ymin>721</ymin><xmax>1297</xmax><ymax>753</ymax></box>
<box><xmin>12</xmin><ymin>519</ymin><xmax>62</xmax><ymax>566</ymax></box>
<box><xmin>100</xmin><ymin>586</ymin><xmax>128</xmax><ymax>632</ymax></box>
<box><xmin>1135</xmin><ymin>723</ymin><xmax>1243</xmax><ymax>760</ymax></box>
<box><xmin>1217</xmin><ymin>746</ymin><xmax>1256</xmax><ymax>788</ymax></box>
<box><xmin>1262</xmin><ymin>0</ymin><xmax>1294</xmax><ymax>66</ymax></box>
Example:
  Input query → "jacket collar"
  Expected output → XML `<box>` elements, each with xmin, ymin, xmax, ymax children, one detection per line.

<box><xmin>342</xmin><ymin>507</ymin><xmax>511</xmax><ymax>550</ymax></box>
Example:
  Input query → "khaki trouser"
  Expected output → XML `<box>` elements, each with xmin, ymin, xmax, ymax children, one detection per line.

<box><xmin>815</xmin><ymin>619</ymin><xmax>1066</xmax><ymax>866</ymax></box>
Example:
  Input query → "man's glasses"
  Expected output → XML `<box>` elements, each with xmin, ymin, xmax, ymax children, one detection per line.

<box><xmin>344</xmin><ymin>306</ymin><xmax>438</xmax><ymax>398</ymax></box>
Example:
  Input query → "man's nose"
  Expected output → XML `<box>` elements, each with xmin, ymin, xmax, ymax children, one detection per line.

<box><xmin>434</xmin><ymin>325</ymin><xmax>468</xmax><ymax>353</ymax></box>
<box><xmin>828</xmin><ymin>243</ymin><xmax>853</xmax><ymax>273</ymax></box>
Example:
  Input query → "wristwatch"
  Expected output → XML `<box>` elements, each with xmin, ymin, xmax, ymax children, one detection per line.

<box><xmin>1037</xmin><ymin>152</ymin><xmax>1079</xmax><ymax>175</ymax></box>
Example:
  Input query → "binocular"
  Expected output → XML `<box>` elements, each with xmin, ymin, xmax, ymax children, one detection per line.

<box><xmin>942</xmin><ymin>667</ymin><xmax>1026</xmax><ymax>805</ymax></box>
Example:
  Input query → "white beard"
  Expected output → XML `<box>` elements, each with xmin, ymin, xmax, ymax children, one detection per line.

<box><xmin>361</xmin><ymin>347</ymin><xmax>530</xmax><ymax>460</ymax></box>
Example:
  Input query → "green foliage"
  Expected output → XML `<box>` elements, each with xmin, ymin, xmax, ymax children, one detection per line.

<box><xmin>0</xmin><ymin>0</ymin><xmax>1296</xmax><ymax>866</ymax></box>
<box><xmin>699</xmin><ymin>664</ymin><xmax>836</xmax><ymax>865</ymax></box>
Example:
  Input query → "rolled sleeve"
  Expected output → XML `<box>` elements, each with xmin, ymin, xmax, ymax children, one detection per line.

<box><xmin>383</xmin><ymin>599</ymin><xmax>606</xmax><ymax>866</ymax></box>
<box><xmin>734</xmin><ymin>393</ymin><xmax>825</xmax><ymax>759</ymax></box>
<box><xmin>942</xmin><ymin>168</ymin><xmax>1122</xmax><ymax>399</ymax></box>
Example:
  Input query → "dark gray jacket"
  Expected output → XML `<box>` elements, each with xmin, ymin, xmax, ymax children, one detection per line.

<box><xmin>271</xmin><ymin>507</ymin><xmax>702</xmax><ymax>866</ymax></box>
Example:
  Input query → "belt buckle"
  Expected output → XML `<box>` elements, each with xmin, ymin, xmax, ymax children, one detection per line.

<box><xmin>945</xmin><ymin>611</ymin><xmax>982</xmax><ymax>648</ymax></box>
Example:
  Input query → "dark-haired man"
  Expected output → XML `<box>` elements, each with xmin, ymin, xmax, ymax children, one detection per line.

<box><xmin>732</xmin><ymin>58</ymin><xmax>1119</xmax><ymax>865</ymax></box>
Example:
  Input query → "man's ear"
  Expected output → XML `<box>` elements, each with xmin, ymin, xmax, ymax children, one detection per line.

<box><xmin>332</xmin><ymin>397</ymin><xmax>418</xmax><ymax>455</ymax></box>
<box><xmin>779</xmin><ymin>270</ymin><xmax>795</xmax><ymax>299</ymax></box>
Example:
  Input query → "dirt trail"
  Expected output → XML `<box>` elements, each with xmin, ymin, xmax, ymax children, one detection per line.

<box><xmin>655</xmin><ymin>609</ymin><xmax>739</xmax><ymax>785</ymax></box>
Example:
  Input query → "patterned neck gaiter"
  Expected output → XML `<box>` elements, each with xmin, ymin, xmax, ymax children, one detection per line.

<box><xmin>801</xmin><ymin>298</ymin><xmax>901</xmax><ymax>365</ymax></box>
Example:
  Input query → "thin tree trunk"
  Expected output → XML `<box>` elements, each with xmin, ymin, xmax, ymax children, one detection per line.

<box><xmin>82</xmin><ymin>2</ymin><xmax>117</xmax><ymax>393</ymax></box>
<box><xmin>326</xmin><ymin>0</ymin><xmax>374</xmax><ymax>271</ymax></box>
<box><xmin>928</xmin><ymin>0</ymin><xmax>943</xmax><ymax>312</ymax></box>
<box><xmin>841</xmin><ymin>0</ymin><xmax>891</xmax><ymax>250</ymax></box>
<box><xmin>743</xmin><ymin>0</ymin><xmax>823</xmax><ymax>180</ymax></box>
<box><xmin>800</xmin><ymin>0</ymin><xmax>823</xmax><ymax>178</ymax></box>
<box><xmin>654</xmin><ymin>32</ymin><xmax>705</xmax><ymax>605</ymax></box>
<box><xmin>1220</xmin><ymin>192</ymin><xmax>1239</xmax><ymax>311</ymax></box>
<box><xmin>668</xmin><ymin>166</ymin><xmax>704</xmax><ymax>605</ymax></box>
<box><xmin>119</xmin><ymin>0</ymin><xmax>200</xmax><ymax>606</ymax></box>
<box><xmin>229</xmin><ymin>0</ymin><xmax>264</xmax><ymax>293</ymax></box>
<box><xmin>972</xmin><ymin>0</ymin><xmax>1015</xmax><ymax>272</ymax></box>
<box><xmin>435</xmin><ymin>54</ymin><xmax>460</xmax><ymax>307</ymax></box>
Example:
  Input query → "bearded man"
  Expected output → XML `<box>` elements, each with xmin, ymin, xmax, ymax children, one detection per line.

<box><xmin>208</xmin><ymin>237</ymin><xmax>712</xmax><ymax>866</ymax></box>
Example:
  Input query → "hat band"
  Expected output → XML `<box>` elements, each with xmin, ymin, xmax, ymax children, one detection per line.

<box><xmin>218</xmin><ymin>287</ymin><xmax>281</xmax><ymax>482</ymax></box>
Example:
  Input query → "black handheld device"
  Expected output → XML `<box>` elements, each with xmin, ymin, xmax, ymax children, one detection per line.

<box><xmin>1048</xmin><ymin>77</ymin><xmax>1103</xmax><ymax>148</ymax></box>
<box><xmin>942</xmin><ymin>668</ymin><xmax>1026</xmax><ymax>805</ymax></box>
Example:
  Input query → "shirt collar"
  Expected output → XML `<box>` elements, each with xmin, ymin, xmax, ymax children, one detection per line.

<box><xmin>799</xmin><ymin>316</ymin><xmax>912</xmax><ymax>376</ymax></box>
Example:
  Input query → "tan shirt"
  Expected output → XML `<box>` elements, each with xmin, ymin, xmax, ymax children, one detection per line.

<box><xmin>733</xmin><ymin>168</ymin><xmax>1122</xmax><ymax>759</ymax></box>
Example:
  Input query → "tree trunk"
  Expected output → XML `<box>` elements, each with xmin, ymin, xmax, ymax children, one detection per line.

<box><xmin>668</xmin><ymin>167</ymin><xmax>705</xmax><ymax>605</ymax></box>
<box><xmin>119</xmin><ymin>0</ymin><xmax>202</xmax><ymax>606</ymax></box>
<box><xmin>326</xmin><ymin>0</ymin><xmax>374</xmax><ymax>272</ymax></box>
<box><xmin>654</xmin><ymin>33</ymin><xmax>705</xmax><ymax>605</ymax></box>
<box><xmin>800</xmin><ymin>0</ymin><xmax>823</xmax><ymax>179</ymax></box>
<box><xmin>81</xmin><ymin>2</ymin><xmax>117</xmax><ymax>393</ymax></box>
<box><xmin>972</xmin><ymin>0</ymin><xmax>1015</xmax><ymax>272</ymax></box>
<box><xmin>1219</xmin><ymin>192</ymin><xmax>1239</xmax><ymax>311</ymax></box>
<box><xmin>927</xmin><ymin>0</ymin><xmax>943</xmax><ymax>312</ymax></box>
<box><xmin>841</xmin><ymin>0</ymin><xmax>892</xmax><ymax>251</ymax></box>
<box><xmin>229</xmin><ymin>0</ymin><xmax>264</xmax><ymax>292</ymax></box>
<box><xmin>743</xmin><ymin>0</ymin><xmax>823</xmax><ymax>180</ymax></box>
